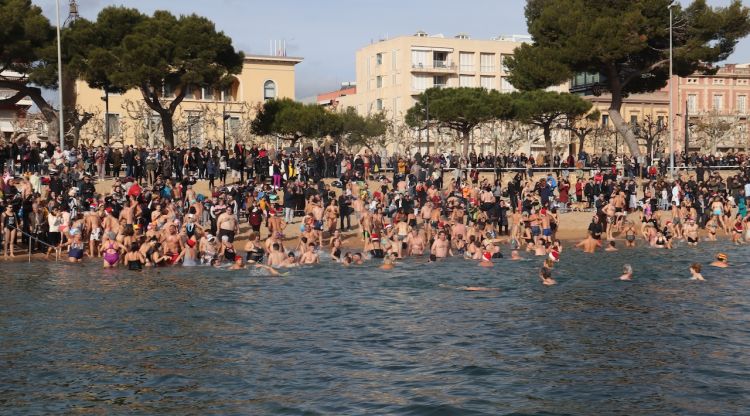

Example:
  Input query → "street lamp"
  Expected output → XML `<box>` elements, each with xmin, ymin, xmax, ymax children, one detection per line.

<box><xmin>222</xmin><ymin>106</ymin><xmax>231</xmax><ymax>149</ymax></box>
<box><xmin>55</xmin><ymin>0</ymin><xmax>64</xmax><ymax>151</ymax></box>
<box><xmin>425</xmin><ymin>90</ymin><xmax>430</xmax><ymax>157</ymax></box>
<box><xmin>668</xmin><ymin>0</ymin><xmax>677</xmax><ymax>179</ymax></box>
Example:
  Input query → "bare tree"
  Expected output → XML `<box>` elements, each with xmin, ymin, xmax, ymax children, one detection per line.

<box><xmin>634</xmin><ymin>115</ymin><xmax>667</xmax><ymax>161</ymax></box>
<box><xmin>122</xmin><ymin>99</ymin><xmax>163</xmax><ymax>148</ymax></box>
<box><xmin>692</xmin><ymin>111</ymin><xmax>733</xmax><ymax>155</ymax></box>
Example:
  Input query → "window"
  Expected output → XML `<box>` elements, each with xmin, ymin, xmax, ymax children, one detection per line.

<box><xmin>106</xmin><ymin>113</ymin><xmax>120</xmax><ymax>137</ymax></box>
<box><xmin>657</xmin><ymin>116</ymin><xmax>665</xmax><ymax>128</ymax></box>
<box><xmin>601</xmin><ymin>114</ymin><xmax>609</xmax><ymax>127</ymax></box>
<box><xmin>202</xmin><ymin>87</ymin><xmax>214</xmax><ymax>101</ymax></box>
<box><xmin>264</xmin><ymin>80</ymin><xmax>276</xmax><ymax>100</ymax></box>
<box><xmin>433</xmin><ymin>76</ymin><xmax>447</xmax><ymax>88</ymax></box>
<box><xmin>184</xmin><ymin>86</ymin><xmax>196</xmax><ymax>100</ymax></box>
<box><xmin>376</xmin><ymin>76</ymin><xmax>383</xmax><ymax>88</ymax></box>
<box><xmin>480</xmin><ymin>53</ymin><xmax>495</xmax><ymax>72</ymax></box>
<box><xmin>376</xmin><ymin>53</ymin><xmax>383</xmax><ymax>65</ymax></box>
<box><xmin>411</xmin><ymin>50</ymin><xmax>427</xmax><ymax>68</ymax></box>
<box><xmin>738</xmin><ymin>95</ymin><xmax>747</xmax><ymax>113</ymax></box>
<box><xmin>480</xmin><ymin>76</ymin><xmax>494</xmax><ymax>90</ymax></box>
<box><xmin>412</xmin><ymin>75</ymin><xmax>429</xmax><ymax>92</ymax></box>
<box><xmin>375</xmin><ymin>99</ymin><xmax>383</xmax><ymax>111</ymax></box>
<box><xmin>687</xmin><ymin>94</ymin><xmax>697</xmax><ymax>112</ymax></box>
<box><xmin>712</xmin><ymin>78</ymin><xmax>725</xmax><ymax>85</ymax></box>
<box><xmin>738</xmin><ymin>79</ymin><xmax>749</xmax><ymax>86</ymax></box>
<box><xmin>459</xmin><ymin>52</ymin><xmax>474</xmax><ymax>72</ymax></box>
<box><xmin>686</xmin><ymin>78</ymin><xmax>699</xmax><ymax>84</ymax></box>
<box><xmin>713</xmin><ymin>94</ymin><xmax>723</xmax><ymax>111</ymax></box>
<box><xmin>501</xmin><ymin>77</ymin><xmax>516</xmax><ymax>92</ymax></box>
<box><xmin>433</xmin><ymin>51</ymin><xmax>449</xmax><ymax>68</ymax></box>
<box><xmin>222</xmin><ymin>86</ymin><xmax>233</xmax><ymax>102</ymax></box>
<box><xmin>392</xmin><ymin>49</ymin><xmax>398</xmax><ymax>70</ymax></box>
<box><xmin>228</xmin><ymin>116</ymin><xmax>240</xmax><ymax>132</ymax></box>
<box><xmin>630</xmin><ymin>115</ymin><xmax>638</xmax><ymax>125</ymax></box>
<box><xmin>459</xmin><ymin>75</ymin><xmax>475</xmax><ymax>87</ymax></box>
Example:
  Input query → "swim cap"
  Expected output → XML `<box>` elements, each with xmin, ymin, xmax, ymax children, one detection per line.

<box><xmin>234</xmin><ymin>255</ymin><xmax>242</xmax><ymax>262</ymax></box>
<box><xmin>716</xmin><ymin>253</ymin><xmax>728</xmax><ymax>261</ymax></box>
<box><xmin>482</xmin><ymin>251</ymin><xmax>492</xmax><ymax>262</ymax></box>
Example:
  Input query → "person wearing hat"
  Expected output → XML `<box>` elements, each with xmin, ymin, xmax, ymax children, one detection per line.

<box><xmin>711</xmin><ymin>253</ymin><xmax>729</xmax><ymax>268</ymax></box>
<box><xmin>478</xmin><ymin>251</ymin><xmax>493</xmax><ymax>268</ymax></box>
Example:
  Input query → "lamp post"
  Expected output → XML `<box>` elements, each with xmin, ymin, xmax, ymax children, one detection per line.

<box><xmin>222</xmin><ymin>106</ymin><xmax>231</xmax><ymax>149</ymax></box>
<box><xmin>55</xmin><ymin>0</ymin><xmax>64</xmax><ymax>151</ymax></box>
<box><xmin>668</xmin><ymin>0</ymin><xmax>677</xmax><ymax>179</ymax></box>
<box><xmin>425</xmin><ymin>90</ymin><xmax>430</xmax><ymax>157</ymax></box>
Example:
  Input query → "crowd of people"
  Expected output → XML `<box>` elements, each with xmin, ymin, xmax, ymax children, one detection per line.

<box><xmin>0</xmin><ymin>140</ymin><xmax>747</xmax><ymax>285</ymax></box>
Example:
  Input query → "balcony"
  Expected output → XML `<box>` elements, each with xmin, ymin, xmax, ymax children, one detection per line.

<box><xmin>411</xmin><ymin>61</ymin><xmax>457</xmax><ymax>73</ymax></box>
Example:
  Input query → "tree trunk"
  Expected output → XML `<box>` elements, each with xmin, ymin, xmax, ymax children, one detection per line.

<box><xmin>607</xmin><ymin>81</ymin><xmax>642</xmax><ymax>159</ymax></box>
<box><xmin>543</xmin><ymin>125</ymin><xmax>553</xmax><ymax>162</ymax></box>
<box><xmin>161</xmin><ymin>115</ymin><xmax>175</xmax><ymax>148</ymax></box>
<box><xmin>577</xmin><ymin>132</ymin><xmax>586</xmax><ymax>156</ymax></box>
<box><xmin>461</xmin><ymin>129</ymin><xmax>471</xmax><ymax>158</ymax></box>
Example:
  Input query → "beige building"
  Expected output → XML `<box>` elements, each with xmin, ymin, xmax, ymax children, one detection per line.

<box><xmin>336</xmin><ymin>32</ymin><xmax>578</xmax><ymax>156</ymax></box>
<box><xmin>75</xmin><ymin>54</ymin><xmax>302</xmax><ymax>147</ymax></box>
<box><xmin>339</xmin><ymin>32</ymin><xmax>534</xmax><ymax>119</ymax></box>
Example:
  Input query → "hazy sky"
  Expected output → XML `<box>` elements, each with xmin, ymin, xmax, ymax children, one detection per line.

<box><xmin>36</xmin><ymin>0</ymin><xmax>750</xmax><ymax>100</ymax></box>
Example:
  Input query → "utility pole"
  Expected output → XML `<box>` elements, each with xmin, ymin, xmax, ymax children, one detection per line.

<box><xmin>668</xmin><ymin>1</ymin><xmax>677</xmax><ymax>179</ymax></box>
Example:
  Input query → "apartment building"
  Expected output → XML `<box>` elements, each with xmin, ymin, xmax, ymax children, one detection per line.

<box><xmin>75</xmin><ymin>54</ymin><xmax>302</xmax><ymax>147</ymax></box>
<box><xmin>338</xmin><ymin>32</ymin><xmax>533</xmax><ymax>120</ymax></box>
<box><xmin>575</xmin><ymin>64</ymin><xmax>750</xmax><ymax>153</ymax></box>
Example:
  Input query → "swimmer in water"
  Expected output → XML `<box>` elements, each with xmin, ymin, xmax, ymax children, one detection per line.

<box><xmin>510</xmin><ymin>250</ymin><xmax>523</xmax><ymax>260</ymax></box>
<box><xmin>710</xmin><ymin>253</ymin><xmax>728</xmax><ymax>268</ymax></box>
<box><xmin>618</xmin><ymin>264</ymin><xmax>633</xmax><ymax>281</ymax></box>
<box><xmin>605</xmin><ymin>241</ymin><xmax>618</xmax><ymax>252</ymax></box>
<box><xmin>380</xmin><ymin>253</ymin><xmax>396</xmax><ymax>270</ymax></box>
<box><xmin>539</xmin><ymin>258</ymin><xmax>556</xmax><ymax>286</ymax></box>
<box><xmin>439</xmin><ymin>284</ymin><xmax>500</xmax><ymax>292</ymax></box>
<box><xmin>479</xmin><ymin>251</ymin><xmax>493</xmax><ymax>268</ymax></box>
<box><xmin>228</xmin><ymin>255</ymin><xmax>246</xmax><ymax>270</ymax></box>
<box><xmin>689</xmin><ymin>263</ymin><xmax>705</xmax><ymax>281</ymax></box>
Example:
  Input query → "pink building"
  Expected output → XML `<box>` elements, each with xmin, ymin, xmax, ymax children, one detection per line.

<box><xmin>671</xmin><ymin>64</ymin><xmax>750</xmax><ymax>152</ymax></box>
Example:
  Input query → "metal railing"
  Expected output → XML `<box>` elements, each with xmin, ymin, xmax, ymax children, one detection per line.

<box><xmin>6</xmin><ymin>225</ymin><xmax>60</xmax><ymax>263</ymax></box>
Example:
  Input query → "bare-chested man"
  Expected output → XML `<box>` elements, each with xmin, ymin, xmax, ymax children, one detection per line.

<box><xmin>161</xmin><ymin>223</ymin><xmax>183</xmax><ymax>264</ymax></box>
<box><xmin>404</xmin><ymin>228</ymin><xmax>425</xmax><ymax>256</ymax></box>
<box><xmin>217</xmin><ymin>209</ymin><xmax>239</xmax><ymax>243</ymax></box>
<box><xmin>266</xmin><ymin>242</ymin><xmax>287</xmax><ymax>267</ymax></box>
<box><xmin>430</xmin><ymin>231</ymin><xmax>452</xmax><ymax>258</ymax></box>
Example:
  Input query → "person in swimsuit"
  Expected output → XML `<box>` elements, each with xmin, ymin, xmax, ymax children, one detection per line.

<box><xmin>2</xmin><ymin>205</ymin><xmax>19</xmax><ymax>258</ymax></box>
<box><xmin>124</xmin><ymin>243</ymin><xmax>146</xmax><ymax>271</ymax></box>
<box><xmin>66</xmin><ymin>234</ymin><xmax>85</xmax><ymax>263</ymax></box>
<box><xmin>100</xmin><ymin>237</ymin><xmax>122</xmax><ymax>268</ymax></box>
<box><xmin>623</xmin><ymin>222</ymin><xmax>637</xmax><ymax>247</ymax></box>
<box><xmin>244</xmin><ymin>233</ymin><xmax>265</xmax><ymax>264</ymax></box>
<box><xmin>219</xmin><ymin>235</ymin><xmax>237</xmax><ymax>264</ymax></box>
<box><xmin>178</xmin><ymin>239</ymin><xmax>199</xmax><ymax>266</ymax></box>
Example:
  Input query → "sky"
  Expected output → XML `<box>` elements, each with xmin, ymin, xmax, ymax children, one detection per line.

<box><xmin>36</xmin><ymin>0</ymin><xmax>750</xmax><ymax>100</ymax></box>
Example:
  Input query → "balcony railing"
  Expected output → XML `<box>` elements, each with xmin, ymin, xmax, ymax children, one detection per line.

<box><xmin>411</xmin><ymin>62</ymin><xmax>457</xmax><ymax>72</ymax></box>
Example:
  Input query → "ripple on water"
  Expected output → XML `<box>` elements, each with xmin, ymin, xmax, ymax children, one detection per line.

<box><xmin>0</xmin><ymin>241</ymin><xmax>749</xmax><ymax>415</ymax></box>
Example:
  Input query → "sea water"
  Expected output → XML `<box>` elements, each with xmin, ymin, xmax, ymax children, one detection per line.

<box><xmin>0</xmin><ymin>241</ymin><xmax>748</xmax><ymax>415</ymax></box>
